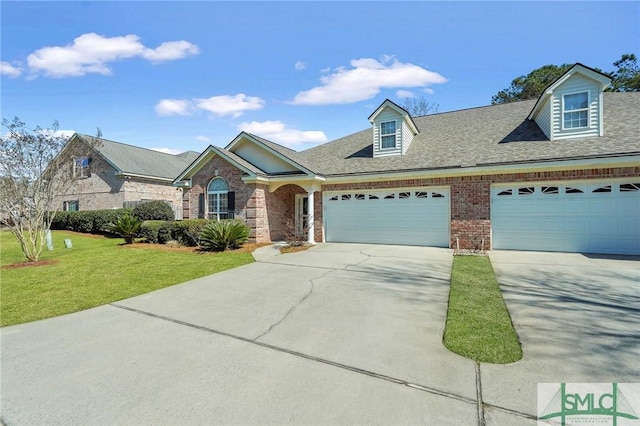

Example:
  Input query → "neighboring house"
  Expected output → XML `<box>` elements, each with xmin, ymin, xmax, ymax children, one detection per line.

<box><xmin>175</xmin><ymin>63</ymin><xmax>640</xmax><ymax>255</ymax></box>
<box><xmin>59</xmin><ymin>134</ymin><xmax>200</xmax><ymax>217</ymax></box>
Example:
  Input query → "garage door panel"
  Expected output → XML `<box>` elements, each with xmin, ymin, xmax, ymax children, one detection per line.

<box><xmin>325</xmin><ymin>189</ymin><xmax>449</xmax><ymax>247</ymax></box>
<box><xmin>492</xmin><ymin>182</ymin><xmax>640</xmax><ymax>255</ymax></box>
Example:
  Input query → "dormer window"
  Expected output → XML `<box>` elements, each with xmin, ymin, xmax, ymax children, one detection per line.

<box><xmin>380</xmin><ymin>121</ymin><xmax>397</xmax><ymax>149</ymax></box>
<box><xmin>562</xmin><ymin>92</ymin><xmax>589</xmax><ymax>129</ymax></box>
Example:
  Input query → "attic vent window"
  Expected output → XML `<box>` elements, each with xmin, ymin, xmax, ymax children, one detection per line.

<box><xmin>563</xmin><ymin>92</ymin><xmax>589</xmax><ymax>129</ymax></box>
<box><xmin>74</xmin><ymin>157</ymin><xmax>91</xmax><ymax>178</ymax></box>
<box><xmin>380</xmin><ymin>121</ymin><xmax>396</xmax><ymax>149</ymax></box>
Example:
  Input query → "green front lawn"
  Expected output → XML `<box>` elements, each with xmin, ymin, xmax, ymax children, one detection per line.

<box><xmin>443</xmin><ymin>255</ymin><xmax>523</xmax><ymax>364</ymax></box>
<box><xmin>0</xmin><ymin>231</ymin><xmax>254</xmax><ymax>327</ymax></box>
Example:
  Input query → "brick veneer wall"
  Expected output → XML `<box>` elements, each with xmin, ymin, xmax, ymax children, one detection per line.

<box><xmin>186</xmin><ymin>156</ymin><xmax>250</xmax><ymax>221</ymax></box>
<box><xmin>59</xmin><ymin>153</ymin><xmax>184</xmax><ymax>212</ymax></box>
<box><xmin>322</xmin><ymin>166</ymin><xmax>640</xmax><ymax>250</ymax></box>
<box><xmin>58</xmin><ymin>154</ymin><xmax>124</xmax><ymax>210</ymax></box>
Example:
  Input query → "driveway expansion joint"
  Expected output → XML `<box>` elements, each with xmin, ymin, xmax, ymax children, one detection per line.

<box><xmin>109</xmin><ymin>302</ymin><xmax>477</xmax><ymax>408</ymax></box>
<box><xmin>476</xmin><ymin>362</ymin><xmax>485</xmax><ymax>426</ymax></box>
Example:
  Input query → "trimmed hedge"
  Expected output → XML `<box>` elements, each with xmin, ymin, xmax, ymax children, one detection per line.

<box><xmin>50</xmin><ymin>210</ymin><xmax>213</xmax><ymax>247</ymax></box>
<box><xmin>51</xmin><ymin>209</ymin><xmax>132</xmax><ymax>234</ymax></box>
<box><xmin>138</xmin><ymin>219</ymin><xmax>212</xmax><ymax>246</ymax></box>
<box><xmin>132</xmin><ymin>200</ymin><xmax>174</xmax><ymax>221</ymax></box>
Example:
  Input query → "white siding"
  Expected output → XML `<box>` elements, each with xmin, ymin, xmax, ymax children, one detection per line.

<box><xmin>535</xmin><ymin>100</ymin><xmax>552</xmax><ymax>139</ymax></box>
<box><xmin>373</xmin><ymin>108</ymin><xmax>402</xmax><ymax>158</ymax></box>
<box><xmin>401</xmin><ymin>120</ymin><xmax>414</xmax><ymax>154</ymax></box>
<box><xmin>551</xmin><ymin>74</ymin><xmax>600</xmax><ymax>140</ymax></box>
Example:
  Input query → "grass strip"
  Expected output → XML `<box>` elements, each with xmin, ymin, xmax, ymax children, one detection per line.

<box><xmin>443</xmin><ymin>255</ymin><xmax>522</xmax><ymax>364</ymax></box>
<box><xmin>1</xmin><ymin>231</ymin><xmax>254</xmax><ymax>327</ymax></box>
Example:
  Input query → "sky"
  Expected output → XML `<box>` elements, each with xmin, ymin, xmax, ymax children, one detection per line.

<box><xmin>1</xmin><ymin>1</ymin><xmax>638</xmax><ymax>155</ymax></box>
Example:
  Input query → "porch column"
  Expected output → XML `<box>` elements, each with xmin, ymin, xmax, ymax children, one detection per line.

<box><xmin>307</xmin><ymin>190</ymin><xmax>315</xmax><ymax>244</ymax></box>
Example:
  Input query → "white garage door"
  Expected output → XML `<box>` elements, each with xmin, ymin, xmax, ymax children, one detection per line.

<box><xmin>491</xmin><ymin>181</ymin><xmax>640</xmax><ymax>254</ymax></box>
<box><xmin>324</xmin><ymin>188</ymin><xmax>449</xmax><ymax>246</ymax></box>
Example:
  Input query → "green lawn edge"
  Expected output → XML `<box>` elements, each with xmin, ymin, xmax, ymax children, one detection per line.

<box><xmin>443</xmin><ymin>255</ymin><xmax>523</xmax><ymax>364</ymax></box>
<box><xmin>1</xmin><ymin>231</ymin><xmax>254</xmax><ymax>327</ymax></box>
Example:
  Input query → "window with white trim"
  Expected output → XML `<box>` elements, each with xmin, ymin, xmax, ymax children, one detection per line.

<box><xmin>207</xmin><ymin>177</ymin><xmax>233</xmax><ymax>220</ymax></box>
<box><xmin>563</xmin><ymin>92</ymin><xmax>589</xmax><ymax>129</ymax></box>
<box><xmin>380</xmin><ymin>121</ymin><xmax>397</xmax><ymax>149</ymax></box>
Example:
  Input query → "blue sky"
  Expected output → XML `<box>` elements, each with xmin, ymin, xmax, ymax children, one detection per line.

<box><xmin>1</xmin><ymin>1</ymin><xmax>638</xmax><ymax>154</ymax></box>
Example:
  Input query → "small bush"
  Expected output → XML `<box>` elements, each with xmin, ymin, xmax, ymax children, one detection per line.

<box><xmin>108</xmin><ymin>214</ymin><xmax>142</xmax><ymax>244</ymax></box>
<box><xmin>199</xmin><ymin>219</ymin><xmax>250</xmax><ymax>251</ymax></box>
<box><xmin>158</xmin><ymin>221</ymin><xmax>174</xmax><ymax>244</ymax></box>
<box><xmin>138</xmin><ymin>220</ymin><xmax>165</xmax><ymax>243</ymax></box>
<box><xmin>172</xmin><ymin>219</ymin><xmax>210</xmax><ymax>246</ymax></box>
<box><xmin>132</xmin><ymin>201</ymin><xmax>174</xmax><ymax>221</ymax></box>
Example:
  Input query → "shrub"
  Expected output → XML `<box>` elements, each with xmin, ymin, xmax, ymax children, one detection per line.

<box><xmin>108</xmin><ymin>214</ymin><xmax>142</xmax><ymax>244</ymax></box>
<box><xmin>172</xmin><ymin>219</ymin><xmax>210</xmax><ymax>246</ymax></box>
<box><xmin>138</xmin><ymin>220</ymin><xmax>164</xmax><ymax>243</ymax></box>
<box><xmin>199</xmin><ymin>219</ymin><xmax>250</xmax><ymax>251</ymax></box>
<box><xmin>158</xmin><ymin>221</ymin><xmax>174</xmax><ymax>244</ymax></box>
<box><xmin>67</xmin><ymin>211</ymin><xmax>96</xmax><ymax>233</ymax></box>
<box><xmin>50</xmin><ymin>208</ymin><xmax>132</xmax><ymax>234</ymax></box>
<box><xmin>50</xmin><ymin>211</ymin><xmax>71</xmax><ymax>230</ymax></box>
<box><xmin>132</xmin><ymin>200</ymin><xmax>174</xmax><ymax>221</ymax></box>
<box><xmin>93</xmin><ymin>209</ymin><xmax>132</xmax><ymax>233</ymax></box>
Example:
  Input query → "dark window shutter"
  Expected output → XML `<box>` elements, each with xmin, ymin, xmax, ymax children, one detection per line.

<box><xmin>198</xmin><ymin>193</ymin><xmax>205</xmax><ymax>219</ymax></box>
<box><xmin>227</xmin><ymin>191</ymin><xmax>235</xmax><ymax>212</ymax></box>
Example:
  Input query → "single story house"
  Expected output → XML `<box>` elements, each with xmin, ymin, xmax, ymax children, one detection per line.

<box><xmin>174</xmin><ymin>63</ymin><xmax>640</xmax><ymax>255</ymax></box>
<box><xmin>59</xmin><ymin>134</ymin><xmax>200</xmax><ymax>217</ymax></box>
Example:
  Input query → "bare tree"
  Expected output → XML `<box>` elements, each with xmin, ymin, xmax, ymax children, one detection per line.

<box><xmin>0</xmin><ymin>117</ymin><xmax>99</xmax><ymax>261</ymax></box>
<box><xmin>402</xmin><ymin>96</ymin><xmax>439</xmax><ymax>116</ymax></box>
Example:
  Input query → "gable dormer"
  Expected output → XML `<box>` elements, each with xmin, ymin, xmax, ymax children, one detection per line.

<box><xmin>528</xmin><ymin>63</ymin><xmax>612</xmax><ymax>141</ymax></box>
<box><xmin>368</xmin><ymin>99</ymin><xmax>420</xmax><ymax>158</ymax></box>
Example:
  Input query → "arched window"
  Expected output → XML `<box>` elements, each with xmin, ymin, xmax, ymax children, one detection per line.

<box><xmin>207</xmin><ymin>177</ymin><xmax>234</xmax><ymax>220</ymax></box>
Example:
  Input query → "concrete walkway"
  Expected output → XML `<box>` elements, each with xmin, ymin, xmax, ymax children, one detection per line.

<box><xmin>2</xmin><ymin>245</ymin><xmax>638</xmax><ymax>425</ymax></box>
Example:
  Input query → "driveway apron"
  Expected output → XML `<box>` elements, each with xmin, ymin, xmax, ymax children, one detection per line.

<box><xmin>482</xmin><ymin>250</ymin><xmax>640</xmax><ymax>423</ymax></box>
<box><xmin>1</xmin><ymin>243</ymin><xmax>480</xmax><ymax>425</ymax></box>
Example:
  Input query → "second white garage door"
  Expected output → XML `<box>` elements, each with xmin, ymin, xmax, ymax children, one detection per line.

<box><xmin>491</xmin><ymin>181</ymin><xmax>640</xmax><ymax>254</ymax></box>
<box><xmin>324</xmin><ymin>188</ymin><xmax>449</xmax><ymax>246</ymax></box>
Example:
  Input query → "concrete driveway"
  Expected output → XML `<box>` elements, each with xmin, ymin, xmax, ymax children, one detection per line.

<box><xmin>3</xmin><ymin>245</ymin><xmax>638</xmax><ymax>425</ymax></box>
<box><xmin>483</xmin><ymin>250</ymin><xmax>640</xmax><ymax>424</ymax></box>
<box><xmin>1</xmin><ymin>244</ymin><xmax>480</xmax><ymax>425</ymax></box>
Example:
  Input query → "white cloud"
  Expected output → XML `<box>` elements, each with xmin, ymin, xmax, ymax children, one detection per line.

<box><xmin>291</xmin><ymin>56</ymin><xmax>447</xmax><ymax>105</ymax></box>
<box><xmin>155</xmin><ymin>99</ymin><xmax>193</xmax><ymax>116</ymax></box>
<box><xmin>195</xmin><ymin>135</ymin><xmax>210</xmax><ymax>143</ymax></box>
<box><xmin>1</xmin><ymin>61</ymin><xmax>22</xmax><ymax>77</ymax></box>
<box><xmin>239</xmin><ymin>120</ymin><xmax>328</xmax><ymax>148</ymax></box>
<box><xmin>150</xmin><ymin>147</ymin><xmax>184</xmax><ymax>155</ymax></box>
<box><xmin>294</xmin><ymin>61</ymin><xmax>307</xmax><ymax>71</ymax></box>
<box><xmin>141</xmin><ymin>40</ymin><xmax>199</xmax><ymax>63</ymax></box>
<box><xmin>396</xmin><ymin>90</ymin><xmax>415</xmax><ymax>98</ymax></box>
<box><xmin>195</xmin><ymin>94</ymin><xmax>265</xmax><ymax>118</ymax></box>
<box><xmin>26</xmin><ymin>33</ymin><xmax>199</xmax><ymax>78</ymax></box>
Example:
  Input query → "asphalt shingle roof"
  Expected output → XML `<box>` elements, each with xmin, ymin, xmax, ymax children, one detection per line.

<box><xmin>76</xmin><ymin>134</ymin><xmax>200</xmax><ymax>180</ymax></box>
<box><xmin>296</xmin><ymin>92</ymin><xmax>639</xmax><ymax>176</ymax></box>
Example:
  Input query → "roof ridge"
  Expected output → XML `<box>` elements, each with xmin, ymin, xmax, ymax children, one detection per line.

<box><xmin>77</xmin><ymin>134</ymin><xmax>191</xmax><ymax>158</ymax></box>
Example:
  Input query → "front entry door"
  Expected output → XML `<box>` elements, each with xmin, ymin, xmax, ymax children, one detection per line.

<box><xmin>295</xmin><ymin>194</ymin><xmax>308</xmax><ymax>235</ymax></box>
